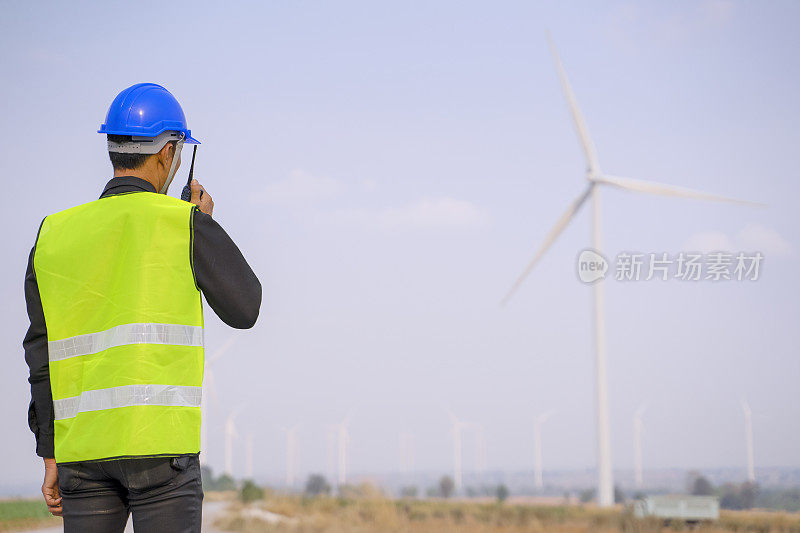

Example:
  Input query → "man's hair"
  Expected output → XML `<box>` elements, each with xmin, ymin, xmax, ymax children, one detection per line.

<box><xmin>107</xmin><ymin>135</ymin><xmax>151</xmax><ymax>171</ymax></box>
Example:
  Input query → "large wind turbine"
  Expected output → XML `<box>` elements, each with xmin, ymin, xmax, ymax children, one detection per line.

<box><xmin>502</xmin><ymin>35</ymin><xmax>758</xmax><ymax>507</ymax></box>
<box><xmin>534</xmin><ymin>410</ymin><xmax>555</xmax><ymax>491</ymax></box>
<box><xmin>201</xmin><ymin>334</ymin><xmax>238</xmax><ymax>467</ymax></box>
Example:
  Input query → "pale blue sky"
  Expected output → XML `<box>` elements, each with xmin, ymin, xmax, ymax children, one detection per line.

<box><xmin>1</xmin><ymin>1</ymin><xmax>798</xmax><ymax>492</ymax></box>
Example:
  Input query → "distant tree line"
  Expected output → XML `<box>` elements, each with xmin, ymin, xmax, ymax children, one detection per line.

<box><xmin>201</xmin><ymin>466</ymin><xmax>236</xmax><ymax>492</ymax></box>
<box><xmin>686</xmin><ymin>471</ymin><xmax>800</xmax><ymax>511</ymax></box>
<box><xmin>577</xmin><ymin>486</ymin><xmax>625</xmax><ymax>504</ymax></box>
<box><xmin>200</xmin><ymin>466</ymin><xmax>266</xmax><ymax>503</ymax></box>
<box><xmin>203</xmin><ymin>466</ymin><xmax>800</xmax><ymax>513</ymax></box>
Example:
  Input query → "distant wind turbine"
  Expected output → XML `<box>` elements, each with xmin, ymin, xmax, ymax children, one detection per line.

<box><xmin>245</xmin><ymin>433</ymin><xmax>254</xmax><ymax>480</ymax></box>
<box><xmin>325</xmin><ymin>426</ymin><xmax>336</xmax><ymax>483</ymax></box>
<box><xmin>330</xmin><ymin>412</ymin><xmax>353</xmax><ymax>488</ymax></box>
<box><xmin>473</xmin><ymin>424</ymin><xmax>488</xmax><ymax>475</ymax></box>
<box><xmin>201</xmin><ymin>334</ymin><xmax>238</xmax><ymax>467</ymax></box>
<box><xmin>224</xmin><ymin>406</ymin><xmax>244</xmax><ymax>477</ymax></box>
<box><xmin>633</xmin><ymin>404</ymin><xmax>647</xmax><ymax>489</ymax></box>
<box><xmin>501</xmin><ymin>34</ymin><xmax>760</xmax><ymax>507</ymax></box>
<box><xmin>447</xmin><ymin>409</ymin><xmax>469</xmax><ymax>493</ymax></box>
<box><xmin>282</xmin><ymin>425</ymin><xmax>300</xmax><ymax>488</ymax></box>
<box><xmin>534</xmin><ymin>410</ymin><xmax>555</xmax><ymax>491</ymax></box>
<box><xmin>399</xmin><ymin>431</ymin><xmax>415</xmax><ymax>475</ymax></box>
<box><xmin>741</xmin><ymin>399</ymin><xmax>755</xmax><ymax>482</ymax></box>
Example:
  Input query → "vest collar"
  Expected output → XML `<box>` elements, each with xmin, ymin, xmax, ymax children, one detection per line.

<box><xmin>100</xmin><ymin>176</ymin><xmax>157</xmax><ymax>198</ymax></box>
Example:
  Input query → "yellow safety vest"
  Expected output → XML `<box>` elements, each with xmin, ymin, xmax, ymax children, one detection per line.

<box><xmin>34</xmin><ymin>192</ymin><xmax>204</xmax><ymax>463</ymax></box>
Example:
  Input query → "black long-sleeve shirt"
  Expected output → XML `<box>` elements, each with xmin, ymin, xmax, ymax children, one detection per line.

<box><xmin>23</xmin><ymin>176</ymin><xmax>262</xmax><ymax>458</ymax></box>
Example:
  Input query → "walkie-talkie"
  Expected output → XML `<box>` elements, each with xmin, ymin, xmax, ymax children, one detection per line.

<box><xmin>180</xmin><ymin>145</ymin><xmax>198</xmax><ymax>202</ymax></box>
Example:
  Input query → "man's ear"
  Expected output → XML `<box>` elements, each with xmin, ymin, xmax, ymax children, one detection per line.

<box><xmin>158</xmin><ymin>142</ymin><xmax>174</xmax><ymax>168</ymax></box>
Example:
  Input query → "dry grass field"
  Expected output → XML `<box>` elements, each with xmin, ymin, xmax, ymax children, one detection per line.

<box><xmin>0</xmin><ymin>500</ymin><xmax>60</xmax><ymax>532</ymax></box>
<box><xmin>214</xmin><ymin>495</ymin><xmax>800</xmax><ymax>533</ymax></box>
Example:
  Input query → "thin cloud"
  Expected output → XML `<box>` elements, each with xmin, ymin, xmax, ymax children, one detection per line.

<box><xmin>683</xmin><ymin>224</ymin><xmax>792</xmax><ymax>256</ymax></box>
<box><xmin>737</xmin><ymin>225</ymin><xmax>793</xmax><ymax>256</ymax></box>
<box><xmin>683</xmin><ymin>231</ymin><xmax>735</xmax><ymax>253</ymax></box>
<box><xmin>253</xmin><ymin>169</ymin><xmax>340</xmax><ymax>206</ymax></box>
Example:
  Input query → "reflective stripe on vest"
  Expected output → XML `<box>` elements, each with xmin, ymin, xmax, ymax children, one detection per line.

<box><xmin>48</xmin><ymin>323</ymin><xmax>204</xmax><ymax>362</ymax></box>
<box><xmin>54</xmin><ymin>384</ymin><xmax>202</xmax><ymax>421</ymax></box>
<box><xmin>34</xmin><ymin>192</ymin><xmax>204</xmax><ymax>463</ymax></box>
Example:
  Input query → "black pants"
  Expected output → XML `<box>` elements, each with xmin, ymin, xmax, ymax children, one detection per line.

<box><xmin>57</xmin><ymin>455</ymin><xmax>203</xmax><ymax>533</ymax></box>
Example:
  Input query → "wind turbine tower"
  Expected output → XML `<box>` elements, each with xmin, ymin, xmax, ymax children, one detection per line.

<box><xmin>399</xmin><ymin>431</ymin><xmax>415</xmax><ymax>475</ymax></box>
<box><xmin>200</xmin><ymin>334</ymin><xmax>237</xmax><ymax>467</ymax></box>
<box><xmin>224</xmin><ymin>410</ymin><xmax>239</xmax><ymax>477</ymax></box>
<box><xmin>282</xmin><ymin>425</ymin><xmax>299</xmax><ymax>488</ymax></box>
<box><xmin>337</xmin><ymin>419</ymin><xmax>350</xmax><ymax>486</ymax></box>
<box><xmin>325</xmin><ymin>427</ymin><xmax>336</xmax><ymax>484</ymax></box>
<box><xmin>742</xmin><ymin>400</ymin><xmax>755</xmax><ymax>482</ymax></box>
<box><xmin>633</xmin><ymin>404</ymin><xmax>647</xmax><ymax>489</ymax></box>
<box><xmin>474</xmin><ymin>425</ymin><xmax>488</xmax><ymax>475</ymax></box>
<box><xmin>447</xmin><ymin>409</ymin><xmax>468</xmax><ymax>493</ymax></box>
<box><xmin>330</xmin><ymin>413</ymin><xmax>352</xmax><ymax>488</ymax></box>
<box><xmin>534</xmin><ymin>410</ymin><xmax>555</xmax><ymax>491</ymax></box>
<box><xmin>245</xmin><ymin>433</ymin><xmax>254</xmax><ymax>480</ymax></box>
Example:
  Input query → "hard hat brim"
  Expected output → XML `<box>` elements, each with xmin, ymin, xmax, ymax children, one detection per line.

<box><xmin>99</xmin><ymin>127</ymin><xmax>201</xmax><ymax>146</ymax></box>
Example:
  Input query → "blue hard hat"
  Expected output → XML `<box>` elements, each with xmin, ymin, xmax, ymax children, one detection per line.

<box><xmin>98</xmin><ymin>83</ymin><xmax>200</xmax><ymax>144</ymax></box>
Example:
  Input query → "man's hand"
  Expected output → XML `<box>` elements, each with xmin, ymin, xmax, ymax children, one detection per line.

<box><xmin>190</xmin><ymin>179</ymin><xmax>214</xmax><ymax>217</ymax></box>
<box><xmin>42</xmin><ymin>457</ymin><xmax>62</xmax><ymax>516</ymax></box>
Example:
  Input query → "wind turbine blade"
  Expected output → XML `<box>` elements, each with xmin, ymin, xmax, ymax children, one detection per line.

<box><xmin>547</xmin><ymin>33</ymin><xmax>600</xmax><ymax>175</ymax></box>
<box><xmin>594</xmin><ymin>174</ymin><xmax>764</xmax><ymax>207</ymax></box>
<box><xmin>501</xmin><ymin>184</ymin><xmax>593</xmax><ymax>305</ymax></box>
